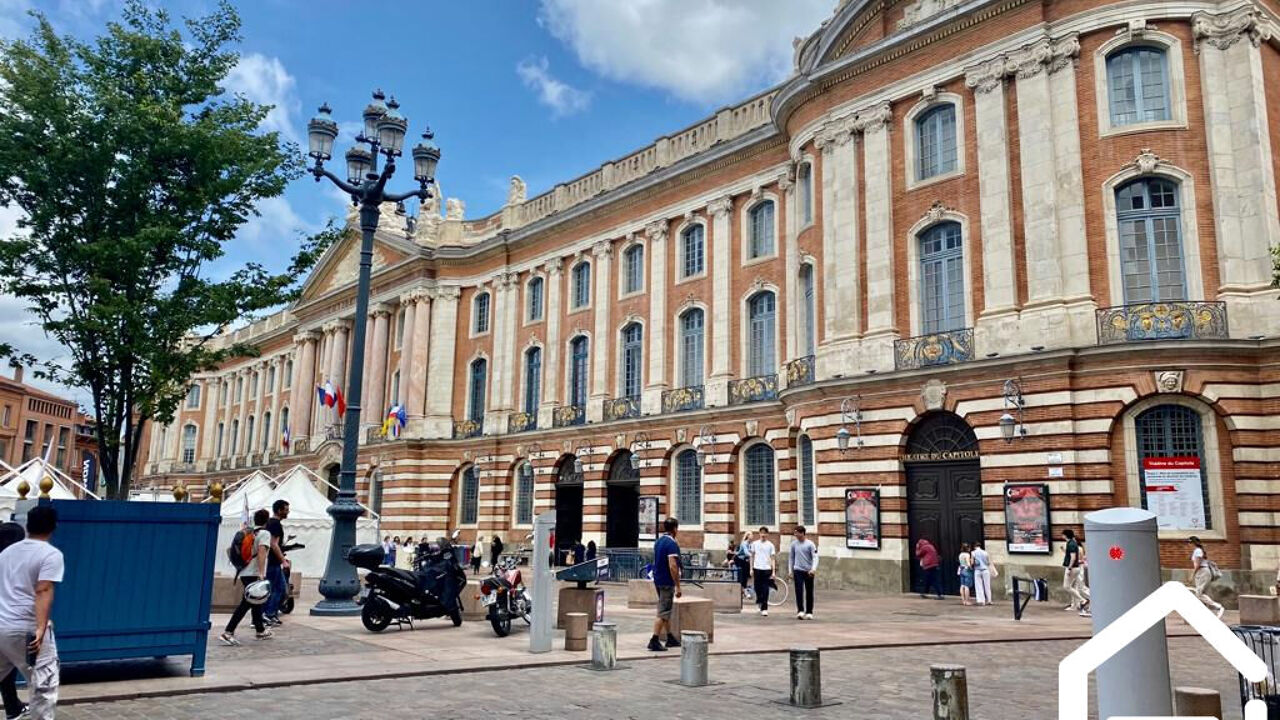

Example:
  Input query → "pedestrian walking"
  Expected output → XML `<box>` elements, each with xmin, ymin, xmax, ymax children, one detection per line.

<box><xmin>0</xmin><ymin>506</ymin><xmax>63</xmax><ymax>720</ymax></box>
<box><xmin>735</xmin><ymin>531</ymin><xmax>753</xmax><ymax>598</ymax></box>
<box><xmin>382</xmin><ymin>535</ymin><xmax>396</xmax><ymax>566</ymax></box>
<box><xmin>220</xmin><ymin>509</ymin><xmax>274</xmax><ymax>645</ymax></box>
<box><xmin>263</xmin><ymin>499</ymin><xmax>290</xmax><ymax>626</ymax></box>
<box><xmin>397</xmin><ymin>537</ymin><xmax>415</xmax><ymax>570</ymax></box>
<box><xmin>915</xmin><ymin>538</ymin><xmax>943</xmax><ymax>599</ymax></box>
<box><xmin>972</xmin><ymin>542</ymin><xmax>994</xmax><ymax>606</ymax></box>
<box><xmin>470</xmin><ymin>536</ymin><xmax>483</xmax><ymax>575</ymax></box>
<box><xmin>0</xmin><ymin>519</ymin><xmax>28</xmax><ymax>720</ymax></box>
<box><xmin>490</xmin><ymin>535</ymin><xmax>503</xmax><ymax>568</ymax></box>
<box><xmin>585</xmin><ymin>541</ymin><xmax>597</xmax><ymax>561</ymax></box>
<box><xmin>1062</xmin><ymin>529</ymin><xmax>1091</xmax><ymax>617</ymax></box>
<box><xmin>790</xmin><ymin>525</ymin><xmax>818</xmax><ymax>620</ymax></box>
<box><xmin>647</xmin><ymin>517</ymin><xmax>683</xmax><ymax>652</ymax></box>
<box><xmin>957</xmin><ymin>543</ymin><xmax>975</xmax><ymax>606</ymax></box>
<box><xmin>750</xmin><ymin>526</ymin><xmax>777</xmax><ymax>616</ymax></box>
<box><xmin>1189</xmin><ymin>536</ymin><xmax>1225</xmax><ymax>618</ymax></box>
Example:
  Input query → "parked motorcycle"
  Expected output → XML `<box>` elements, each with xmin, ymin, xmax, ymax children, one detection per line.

<box><xmin>346</xmin><ymin>535</ymin><xmax>466</xmax><ymax>632</ymax></box>
<box><xmin>479</xmin><ymin>554</ymin><xmax>532</xmax><ymax>637</ymax></box>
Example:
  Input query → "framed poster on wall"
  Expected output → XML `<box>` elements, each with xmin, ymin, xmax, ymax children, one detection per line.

<box><xmin>1004</xmin><ymin>483</ymin><xmax>1052</xmax><ymax>554</ymax></box>
<box><xmin>638</xmin><ymin>495</ymin><xmax>659</xmax><ymax>540</ymax></box>
<box><xmin>844</xmin><ymin>488</ymin><xmax>881</xmax><ymax>549</ymax></box>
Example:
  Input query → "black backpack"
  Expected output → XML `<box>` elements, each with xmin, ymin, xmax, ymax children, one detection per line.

<box><xmin>228</xmin><ymin>528</ymin><xmax>255</xmax><ymax>572</ymax></box>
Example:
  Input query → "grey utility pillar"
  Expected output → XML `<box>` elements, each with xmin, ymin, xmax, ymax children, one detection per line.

<box><xmin>1085</xmin><ymin>507</ymin><xmax>1172</xmax><ymax>719</ymax></box>
<box><xmin>530</xmin><ymin>510</ymin><xmax>556</xmax><ymax>653</ymax></box>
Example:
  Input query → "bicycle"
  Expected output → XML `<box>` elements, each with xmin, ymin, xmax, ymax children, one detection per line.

<box><xmin>743</xmin><ymin>575</ymin><xmax>789</xmax><ymax>607</ymax></box>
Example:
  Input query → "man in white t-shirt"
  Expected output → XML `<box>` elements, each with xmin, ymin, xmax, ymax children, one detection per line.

<box><xmin>0</xmin><ymin>505</ymin><xmax>65</xmax><ymax>720</ymax></box>
<box><xmin>749</xmin><ymin>526</ymin><xmax>777</xmax><ymax>616</ymax></box>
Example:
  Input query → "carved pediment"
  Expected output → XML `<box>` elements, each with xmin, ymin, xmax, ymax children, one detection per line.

<box><xmin>299</xmin><ymin>230</ymin><xmax>417</xmax><ymax>302</ymax></box>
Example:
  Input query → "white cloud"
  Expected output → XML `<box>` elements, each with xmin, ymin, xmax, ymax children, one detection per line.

<box><xmin>223</xmin><ymin>53</ymin><xmax>302</xmax><ymax>143</ymax></box>
<box><xmin>539</xmin><ymin>0</ymin><xmax>834</xmax><ymax>104</ymax></box>
<box><xmin>517</xmin><ymin>55</ymin><xmax>591</xmax><ymax>118</ymax></box>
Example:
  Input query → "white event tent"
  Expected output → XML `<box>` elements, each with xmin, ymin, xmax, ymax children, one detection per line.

<box><xmin>0</xmin><ymin>456</ymin><xmax>98</xmax><ymax>501</ymax></box>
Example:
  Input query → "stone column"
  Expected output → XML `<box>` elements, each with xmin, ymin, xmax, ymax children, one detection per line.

<box><xmin>330</xmin><ymin>320</ymin><xmax>351</xmax><ymax>398</ymax></box>
<box><xmin>587</xmin><ymin>240</ymin><xmax>613</xmax><ymax>423</ymax></box>
<box><xmin>253</xmin><ymin>359</ymin><xmax>269</xmax><ymax>455</ymax></box>
<box><xmin>422</xmin><ymin>286</ymin><xmax>460</xmax><ymax>438</ymax></box>
<box><xmin>397</xmin><ymin>292</ymin><xmax>418</xmax><ymax>407</ymax></box>
<box><xmin>201</xmin><ymin>378</ymin><xmax>219</xmax><ymax>460</ymax></box>
<box><xmin>782</xmin><ymin>163</ymin><xmax>800</xmax><ymax>364</ymax></box>
<box><xmin>220</xmin><ymin>374</ymin><xmax>235</xmax><ymax>457</ymax></box>
<box><xmin>858</xmin><ymin>102</ymin><xmax>896</xmax><ymax>369</ymax></box>
<box><xmin>1013</xmin><ymin>39</ymin><xmax>1065</xmax><ymax>307</ymax></box>
<box><xmin>490</xmin><ymin>275</ymin><xmax>512</xmax><ymax>416</ymax></box>
<box><xmin>268</xmin><ymin>357</ymin><xmax>285</xmax><ymax>455</ymax></box>
<box><xmin>406</xmin><ymin>288</ymin><xmax>432</xmax><ymax>418</ymax></box>
<box><xmin>965</xmin><ymin>59</ymin><xmax>1018</xmax><ymax>317</ymax></box>
<box><xmin>234</xmin><ymin>368</ymin><xmax>250</xmax><ymax>454</ymax></box>
<box><xmin>1193</xmin><ymin>7</ymin><xmax>1280</xmax><ymax>332</ymax></box>
<box><xmin>706</xmin><ymin>195</ymin><xmax>733</xmax><ymax>407</ymax></box>
<box><xmin>291</xmin><ymin>330</ymin><xmax>319</xmax><ymax>452</ymax></box>
<box><xmin>821</xmin><ymin>114</ymin><xmax>862</xmax><ymax>342</ymax></box>
<box><xmin>1047</xmin><ymin>35</ymin><xmax>1088</xmax><ymax>304</ymax></box>
<box><xmin>643</xmin><ymin>222</ymin><xmax>668</xmax><ymax>414</ymax></box>
<box><xmin>365</xmin><ymin>303</ymin><xmax>392</xmax><ymax>422</ymax></box>
<box><xmin>539</xmin><ymin>259</ymin><xmax>564</xmax><ymax>429</ymax></box>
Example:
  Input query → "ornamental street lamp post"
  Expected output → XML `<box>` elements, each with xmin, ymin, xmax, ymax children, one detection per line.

<box><xmin>305</xmin><ymin>90</ymin><xmax>440</xmax><ymax>615</ymax></box>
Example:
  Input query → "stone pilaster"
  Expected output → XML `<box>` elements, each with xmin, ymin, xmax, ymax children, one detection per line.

<box><xmin>201</xmin><ymin>378</ymin><xmax>219</xmax><ymax>460</ymax></box>
<box><xmin>405</xmin><ymin>288</ymin><xmax>432</xmax><ymax>418</ymax></box>
<box><xmin>291</xmin><ymin>330</ymin><xmax>319</xmax><ymax>452</ymax></box>
<box><xmin>857</xmin><ymin>102</ymin><xmax>896</xmax><ymax>369</ymax></box>
<box><xmin>421</xmin><ymin>286</ymin><xmax>460</xmax><ymax>438</ymax></box>
<box><xmin>539</xmin><ymin>259</ymin><xmax>563</xmax><ymax>429</ymax></box>
<box><xmin>966</xmin><ymin>58</ymin><xmax>1017</xmax><ymax>317</ymax></box>
<box><xmin>707</xmin><ymin>195</ymin><xmax>733</xmax><ymax>407</ymax></box>
<box><xmin>588</xmin><ymin>240</ymin><xmax>613</xmax><ymax>423</ymax></box>
<box><xmin>397</xmin><ymin>293</ymin><xmax>417</xmax><ymax>407</ymax></box>
<box><xmin>781</xmin><ymin>163</ymin><xmax>800</xmax><ymax>364</ymax></box>
<box><xmin>643</xmin><ymin>222</ymin><xmax>668</xmax><ymax>414</ymax></box>
<box><xmin>365</xmin><ymin>303</ymin><xmax>392</xmax><ymax>424</ymax></box>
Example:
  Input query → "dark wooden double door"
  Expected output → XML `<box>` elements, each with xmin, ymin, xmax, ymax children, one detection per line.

<box><xmin>907</xmin><ymin>461</ymin><xmax>984</xmax><ymax>596</ymax></box>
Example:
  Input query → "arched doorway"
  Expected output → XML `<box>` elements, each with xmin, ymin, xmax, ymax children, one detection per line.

<box><xmin>554</xmin><ymin>456</ymin><xmax>583</xmax><ymax>564</ymax></box>
<box><xmin>904</xmin><ymin>412</ymin><xmax>982</xmax><ymax>595</ymax></box>
<box><xmin>606</xmin><ymin>450</ymin><xmax>640</xmax><ymax>548</ymax></box>
<box><xmin>325</xmin><ymin>463</ymin><xmax>340</xmax><ymax>502</ymax></box>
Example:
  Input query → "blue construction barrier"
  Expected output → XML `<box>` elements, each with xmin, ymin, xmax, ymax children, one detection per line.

<box><xmin>24</xmin><ymin>498</ymin><xmax>220</xmax><ymax>677</ymax></box>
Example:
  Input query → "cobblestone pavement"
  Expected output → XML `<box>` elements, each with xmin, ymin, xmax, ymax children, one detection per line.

<box><xmin>59</xmin><ymin>636</ymin><xmax>1244</xmax><ymax>720</ymax></box>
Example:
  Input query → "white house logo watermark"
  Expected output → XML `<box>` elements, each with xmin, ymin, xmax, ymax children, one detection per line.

<box><xmin>1058</xmin><ymin>581</ymin><xmax>1267</xmax><ymax>720</ymax></box>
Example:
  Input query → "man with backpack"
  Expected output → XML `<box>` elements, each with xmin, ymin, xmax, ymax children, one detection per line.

<box><xmin>263</xmin><ymin>500</ymin><xmax>291</xmax><ymax>626</ymax></box>
<box><xmin>220</xmin><ymin>509</ymin><xmax>273</xmax><ymax>645</ymax></box>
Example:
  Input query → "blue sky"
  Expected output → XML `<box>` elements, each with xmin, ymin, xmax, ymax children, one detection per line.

<box><xmin>0</xmin><ymin>0</ymin><xmax>834</xmax><ymax>402</ymax></box>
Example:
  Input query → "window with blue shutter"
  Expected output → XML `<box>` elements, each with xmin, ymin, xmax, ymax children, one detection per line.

<box><xmin>747</xmin><ymin>291</ymin><xmax>776</xmax><ymax>377</ymax></box>
<box><xmin>527</xmin><ymin>277</ymin><xmax>544</xmax><ymax>321</ymax></box>
<box><xmin>919</xmin><ymin>222</ymin><xmax>965</xmax><ymax>334</ymax></box>
<box><xmin>801</xmin><ymin>264</ymin><xmax>816</xmax><ymax>356</ymax></box>
<box><xmin>572</xmin><ymin>262</ymin><xmax>591</xmax><ymax>308</ymax></box>
<box><xmin>676</xmin><ymin>449</ymin><xmax>701</xmax><ymax>524</ymax></box>
<box><xmin>569</xmin><ymin>336</ymin><xmax>589</xmax><ymax>407</ymax></box>
<box><xmin>1107</xmin><ymin>47</ymin><xmax>1170</xmax><ymax>127</ymax></box>
<box><xmin>916</xmin><ymin>104</ymin><xmax>958</xmax><ymax>180</ymax></box>
<box><xmin>621</xmin><ymin>323</ymin><xmax>643</xmax><ymax>398</ymax></box>
<box><xmin>680</xmin><ymin>309</ymin><xmax>704</xmax><ymax>388</ymax></box>
<box><xmin>623</xmin><ymin>245</ymin><xmax>644</xmax><ymax>294</ymax></box>
<box><xmin>748</xmin><ymin>201</ymin><xmax>775</xmax><ymax>258</ymax></box>
<box><xmin>744</xmin><ymin>443</ymin><xmax>776</xmax><ymax>527</ymax></box>
<box><xmin>524</xmin><ymin>347</ymin><xmax>541</xmax><ymax>415</ymax></box>
<box><xmin>682</xmin><ymin>225</ymin><xmax>704</xmax><ymax>278</ymax></box>
<box><xmin>469</xmin><ymin>358</ymin><xmax>487</xmax><ymax>424</ymax></box>
<box><xmin>474</xmin><ymin>292</ymin><xmax>490</xmax><ymax>334</ymax></box>
<box><xmin>1116</xmin><ymin>178</ymin><xmax>1185</xmax><ymax>304</ymax></box>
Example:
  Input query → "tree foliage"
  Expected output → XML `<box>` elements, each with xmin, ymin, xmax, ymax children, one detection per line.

<box><xmin>0</xmin><ymin>1</ymin><xmax>339</xmax><ymax>498</ymax></box>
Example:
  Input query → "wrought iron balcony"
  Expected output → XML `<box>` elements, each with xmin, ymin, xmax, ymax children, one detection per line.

<box><xmin>1096</xmin><ymin>301</ymin><xmax>1228</xmax><ymax>345</ymax></box>
<box><xmin>662</xmin><ymin>385</ymin><xmax>704</xmax><ymax>414</ymax></box>
<box><xmin>508</xmin><ymin>411</ymin><xmax>537</xmax><ymax>434</ymax></box>
<box><xmin>552</xmin><ymin>404</ymin><xmax>585</xmax><ymax>428</ymax></box>
<box><xmin>785</xmin><ymin>355</ymin><xmax>816</xmax><ymax>388</ymax></box>
<box><xmin>894</xmin><ymin>327</ymin><xmax>975</xmax><ymax>370</ymax></box>
<box><xmin>603</xmin><ymin>395</ymin><xmax>641</xmax><ymax>422</ymax></box>
<box><xmin>728</xmin><ymin>374</ymin><xmax>779</xmax><ymax>406</ymax></box>
<box><xmin>452</xmin><ymin>419</ymin><xmax>483</xmax><ymax>439</ymax></box>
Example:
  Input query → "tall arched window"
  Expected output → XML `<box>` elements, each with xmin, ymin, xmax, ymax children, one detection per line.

<box><xmin>747</xmin><ymin>291</ymin><xmax>776</xmax><ymax>377</ymax></box>
<box><xmin>262</xmin><ymin>411</ymin><xmax>272</xmax><ymax>451</ymax></box>
<box><xmin>916</xmin><ymin>104</ymin><xmax>957</xmax><ymax>180</ymax></box>
<box><xmin>473</xmin><ymin>291</ymin><xmax>490</xmax><ymax>334</ymax></box>
<box><xmin>460</xmin><ymin>466</ymin><xmax>479</xmax><ymax>525</ymax></box>
<box><xmin>216</xmin><ymin>422</ymin><xmax>225</xmax><ymax>457</ymax></box>
<box><xmin>798</xmin><ymin>435</ymin><xmax>816</xmax><ymax>526</ymax></box>
<box><xmin>675</xmin><ymin>448</ymin><xmax>701</xmax><ymax>524</ymax></box>
<box><xmin>1116</xmin><ymin>178</ymin><xmax>1185</xmax><ymax>304</ymax></box>
<box><xmin>219</xmin><ymin>380</ymin><xmax>228</xmax><ymax>406</ymax></box>
<box><xmin>230</xmin><ymin>419</ymin><xmax>239</xmax><ymax>453</ymax></box>
<box><xmin>468</xmin><ymin>358</ymin><xmax>487</xmax><ymax>424</ymax></box>
<box><xmin>284</xmin><ymin>360</ymin><xmax>293</xmax><ymax>388</ymax></box>
<box><xmin>748</xmin><ymin>201</ymin><xmax>775</xmax><ymax>258</ymax></box>
<box><xmin>621</xmin><ymin>323</ymin><xmax>643</xmax><ymax>398</ymax></box>
<box><xmin>569</xmin><ymin>336</ymin><xmax>589</xmax><ymax>407</ymax></box>
<box><xmin>680</xmin><ymin>309</ymin><xmax>704</xmax><ymax>388</ymax></box>
<box><xmin>681</xmin><ymin>225</ymin><xmax>704</xmax><ymax>278</ymax></box>
<box><xmin>623</xmin><ymin>245</ymin><xmax>644</xmax><ymax>294</ymax></box>
<box><xmin>185</xmin><ymin>384</ymin><xmax>201</xmax><ymax>409</ymax></box>
<box><xmin>1135</xmin><ymin>404</ymin><xmax>1209</xmax><ymax>529</ymax></box>
<box><xmin>266</xmin><ymin>366</ymin><xmax>275</xmax><ymax>393</ymax></box>
<box><xmin>919</xmin><ymin>222</ymin><xmax>965</xmax><ymax>334</ymax></box>
<box><xmin>181</xmin><ymin>425</ymin><xmax>197</xmax><ymax>464</ymax></box>
<box><xmin>390</xmin><ymin>371</ymin><xmax>400</xmax><ymax>407</ymax></box>
<box><xmin>245</xmin><ymin>416</ymin><xmax>255</xmax><ymax>454</ymax></box>
<box><xmin>527</xmin><ymin>277</ymin><xmax>544</xmax><ymax>321</ymax></box>
<box><xmin>572</xmin><ymin>262</ymin><xmax>591</xmax><ymax>308</ymax></box>
<box><xmin>799</xmin><ymin>162</ymin><xmax>813</xmax><ymax>226</ymax></box>
<box><xmin>744</xmin><ymin>443</ymin><xmax>776</xmax><ymax>527</ymax></box>
<box><xmin>800</xmin><ymin>264</ymin><xmax>816</xmax><ymax>356</ymax></box>
<box><xmin>516</xmin><ymin>463</ymin><xmax>534</xmax><ymax>525</ymax></box>
<box><xmin>236</xmin><ymin>377</ymin><xmax>243</xmax><ymax>402</ymax></box>
<box><xmin>524</xmin><ymin>347</ymin><xmax>542</xmax><ymax>415</ymax></box>
<box><xmin>1107</xmin><ymin>46</ymin><xmax>1170</xmax><ymax>127</ymax></box>
<box><xmin>280</xmin><ymin>408</ymin><xmax>289</xmax><ymax>445</ymax></box>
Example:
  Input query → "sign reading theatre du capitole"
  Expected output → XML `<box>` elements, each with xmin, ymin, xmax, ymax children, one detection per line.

<box><xmin>901</xmin><ymin>450</ymin><xmax>980</xmax><ymax>463</ymax></box>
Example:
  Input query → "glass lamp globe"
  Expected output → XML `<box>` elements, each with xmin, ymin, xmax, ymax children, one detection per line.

<box><xmin>412</xmin><ymin>133</ymin><xmax>441</xmax><ymax>182</ymax></box>
<box><xmin>345</xmin><ymin>147</ymin><xmax>372</xmax><ymax>184</ymax></box>
<box><xmin>362</xmin><ymin>89</ymin><xmax>388</xmax><ymax>140</ymax></box>
<box><xmin>999</xmin><ymin>412</ymin><xmax>1017</xmax><ymax>442</ymax></box>
<box><xmin>306</xmin><ymin>103</ymin><xmax>337</xmax><ymax>160</ymax></box>
<box><xmin>835</xmin><ymin>426</ymin><xmax>851</xmax><ymax>452</ymax></box>
<box><xmin>376</xmin><ymin>97</ymin><xmax>408</xmax><ymax>154</ymax></box>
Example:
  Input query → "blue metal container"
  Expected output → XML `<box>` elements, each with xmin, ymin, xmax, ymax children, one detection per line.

<box><xmin>33</xmin><ymin>498</ymin><xmax>219</xmax><ymax>677</ymax></box>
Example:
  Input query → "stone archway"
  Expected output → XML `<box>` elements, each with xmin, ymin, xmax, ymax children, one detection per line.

<box><xmin>904</xmin><ymin>412</ymin><xmax>982</xmax><ymax>595</ymax></box>
<box><xmin>553</xmin><ymin>456</ymin><xmax>583</xmax><ymax>564</ymax></box>
<box><xmin>605</xmin><ymin>450</ymin><xmax>640</xmax><ymax>549</ymax></box>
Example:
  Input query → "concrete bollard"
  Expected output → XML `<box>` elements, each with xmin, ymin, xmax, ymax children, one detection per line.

<box><xmin>789</xmin><ymin>647</ymin><xmax>822</xmax><ymax>708</ymax></box>
<box><xmin>591</xmin><ymin>621</ymin><xmax>617</xmax><ymax>670</ymax></box>
<box><xmin>931</xmin><ymin>664</ymin><xmax>969</xmax><ymax>720</ymax></box>
<box><xmin>680</xmin><ymin>631</ymin><xmax>709</xmax><ymax>687</ymax></box>
<box><xmin>564</xmin><ymin>612</ymin><xmax>588</xmax><ymax>652</ymax></box>
<box><xmin>1174</xmin><ymin>687</ymin><xmax>1222</xmax><ymax>718</ymax></box>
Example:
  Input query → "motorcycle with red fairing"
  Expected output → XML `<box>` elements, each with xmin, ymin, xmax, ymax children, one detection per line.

<box><xmin>479</xmin><ymin>555</ymin><xmax>532</xmax><ymax>637</ymax></box>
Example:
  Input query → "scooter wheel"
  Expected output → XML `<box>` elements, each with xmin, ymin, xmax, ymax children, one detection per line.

<box><xmin>281</xmin><ymin>597</ymin><xmax>294</xmax><ymax>615</ymax></box>
<box><xmin>489</xmin><ymin>608</ymin><xmax>511</xmax><ymax>637</ymax></box>
<box><xmin>449</xmin><ymin>608</ymin><xmax>463</xmax><ymax>627</ymax></box>
<box><xmin>361</xmin><ymin>597</ymin><xmax>392</xmax><ymax>632</ymax></box>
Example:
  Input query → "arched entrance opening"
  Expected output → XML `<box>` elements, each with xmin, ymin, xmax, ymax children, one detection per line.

<box><xmin>324</xmin><ymin>463</ymin><xmax>340</xmax><ymax>502</ymax></box>
<box><xmin>554</xmin><ymin>456</ymin><xmax>583</xmax><ymax>564</ymax></box>
<box><xmin>605</xmin><ymin>450</ymin><xmax>640</xmax><ymax>548</ymax></box>
<box><xmin>904</xmin><ymin>412</ymin><xmax>982</xmax><ymax>595</ymax></box>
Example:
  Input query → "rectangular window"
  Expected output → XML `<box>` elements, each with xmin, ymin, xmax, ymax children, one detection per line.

<box><xmin>524</xmin><ymin>349</ymin><xmax>541</xmax><ymax>415</ymax></box>
<box><xmin>2</xmin><ymin>404</ymin><xmax>9</xmax><ymax>428</ymax></box>
<box><xmin>744</xmin><ymin>445</ymin><xmax>776</xmax><ymax>527</ymax></box>
<box><xmin>22</xmin><ymin>420</ymin><xmax>36</xmax><ymax>462</ymax></box>
<box><xmin>284</xmin><ymin>360</ymin><xmax>293</xmax><ymax>388</ymax></box>
<box><xmin>748</xmin><ymin>294</ymin><xmax>776</xmax><ymax>377</ymax></box>
<box><xmin>395</xmin><ymin>310</ymin><xmax>406</xmax><ymax>348</ymax></box>
<box><xmin>267</xmin><ymin>367</ymin><xmax>275</xmax><ymax>393</ymax></box>
<box><xmin>749</xmin><ymin>202</ymin><xmax>775</xmax><ymax>258</ymax></box>
<box><xmin>623</xmin><ymin>246</ymin><xmax>644</xmax><ymax>294</ymax></box>
<box><xmin>917</xmin><ymin>105</ymin><xmax>957</xmax><ymax>180</ymax></box>
<box><xmin>185</xmin><ymin>384</ymin><xmax>200</xmax><ymax>409</ymax></box>
<box><xmin>57</xmin><ymin>427</ymin><xmax>68</xmax><ymax>467</ymax></box>
<box><xmin>677</xmin><ymin>450</ymin><xmax>701</xmax><ymax>524</ymax></box>
<box><xmin>461</xmin><ymin>469</ymin><xmax>479</xmax><ymax>525</ymax></box>
<box><xmin>474</xmin><ymin>292</ymin><xmax>490</xmax><ymax>334</ymax></box>
<box><xmin>391</xmin><ymin>372</ymin><xmax>400</xmax><ymax>406</ymax></box>
<box><xmin>799</xmin><ymin>163</ymin><xmax>813</xmax><ymax>226</ymax></box>
<box><xmin>527</xmin><ymin>278</ymin><xmax>544</xmax><ymax>321</ymax></box>
<box><xmin>469</xmin><ymin>360</ymin><xmax>487</xmax><ymax>424</ymax></box>
<box><xmin>516</xmin><ymin>467</ymin><xmax>534</xmax><ymax>526</ymax></box>
<box><xmin>681</xmin><ymin>311</ymin><xmax>704</xmax><ymax>388</ymax></box>
<box><xmin>682</xmin><ymin>226</ymin><xmax>704</xmax><ymax>278</ymax></box>
<box><xmin>622</xmin><ymin>328</ymin><xmax>642</xmax><ymax>398</ymax></box>
<box><xmin>572</xmin><ymin>263</ymin><xmax>591</xmax><ymax>308</ymax></box>
<box><xmin>799</xmin><ymin>436</ymin><xmax>816</xmax><ymax>526</ymax></box>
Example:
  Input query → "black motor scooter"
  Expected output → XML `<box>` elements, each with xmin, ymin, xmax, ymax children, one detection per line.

<box><xmin>347</xmin><ymin>535</ymin><xmax>466</xmax><ymax>632</ymax></box>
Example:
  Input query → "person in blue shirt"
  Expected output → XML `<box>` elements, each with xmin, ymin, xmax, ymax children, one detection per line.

<box><xmin>648</xmin><ymin>517</ymin><xmax>682</xmax><ymax>652</ymax></box>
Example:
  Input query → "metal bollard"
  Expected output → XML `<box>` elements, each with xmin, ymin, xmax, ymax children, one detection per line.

<box><xmin>680</xmin><ymin>631</ymin><xmax>708</xmax><ymax>687</ymax></box>
<box><xmin>789</xmin><ymin>647</ymin><xmax>822</xmax><ymax>708</ymax></box>
<box><xmin>930</xmin><ymin>664</ymin><xmax>969</xmax><ymax>720</ymax></box>
<box><xmin>591</xmin><ymin>621</ymin><xmax>617</xmax><ymax>670</ymax></box>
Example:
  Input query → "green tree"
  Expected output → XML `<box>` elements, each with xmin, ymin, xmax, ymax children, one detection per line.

<box><xmin>0</xmin><ymin>1</ymin><xmax>338</xmax><ymax>498</ymax></box>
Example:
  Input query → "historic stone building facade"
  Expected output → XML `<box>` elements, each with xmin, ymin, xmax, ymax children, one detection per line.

<box><xmin>141</xmin><ymin>0</ymin><xmax>1280</xmax><ymax>595</ymax></box>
